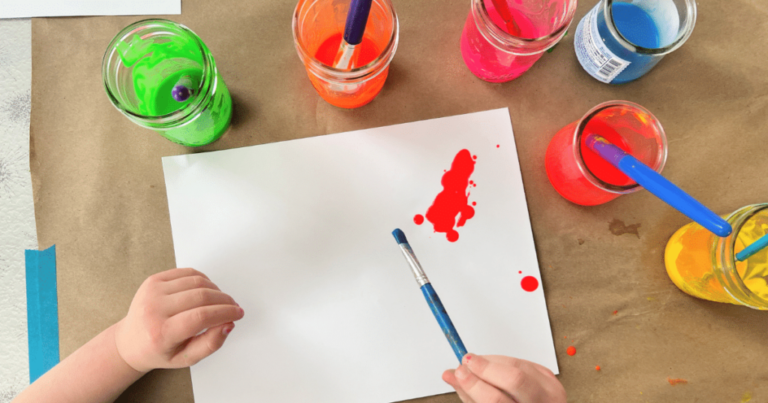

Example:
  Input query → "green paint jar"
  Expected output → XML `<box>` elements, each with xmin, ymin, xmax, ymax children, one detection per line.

<box><xmin>102</xmin><ymin>19</ymin><xmax>232</xmax><ymax>147</ymax></box>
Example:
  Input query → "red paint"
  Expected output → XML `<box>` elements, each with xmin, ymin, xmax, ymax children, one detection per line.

<box><xmin>612</xmin><ymin>310</ymin><xmax>618</xmax><ymax>315</ymax></box>
<box><xmin>496</xmin><ymin>144</ymin><xmax>500</xmax><ymax>148</ymax></box>
<box><xmin>518</xmin><ymin>270</ymin><xmax>522</xmax><ymax>274</ymax></box>
<box><xmin>579</xmin><ymin>119</ymin><xmax>634</xmax><ymax>186</ymax></box>
<box><xmin>314</xmin><ymin>33</ymin><xmax>381</xmax><ymax>69</ymax></box>
<box><xmin>472</xmin><ymin>201</ymin><xmax>477</xmax><ymax>206</ymax></box>
<box><xmin>595</xmin><ymin>365</ymin><xmax>601</xmax><ymax>371</ymax></box>
<box><xmin>667</xmin><ymin>378</ymin><xmax>688</xmax><ymax>386</ymax></box>
<box><xmin>422</xmin><ymin>149</ymin><xmax>476</xmax><ymax>242</ymax></box>
<box><xmin>465</xmin><ymin>355</ymin><xmax>472</xmax><ymax>361</ymax></box>
<box><xmin>566</xmin><ymin>346</ymin><xmax>576</xmax><ymax>356</ymax></box>
<box><xmin>521</xmin><ymin>276</ymin><xmax>539</xmax><ymax>292</ymax></box>
<box><xmin>472</xmin><ymin>155</ymin><xmax>477</xmax><ymax>160</ymax></box>
<box><xmin>413</xmin><ymin>214</ymin><xmax>424</xmax><ymax>225</ymax></box>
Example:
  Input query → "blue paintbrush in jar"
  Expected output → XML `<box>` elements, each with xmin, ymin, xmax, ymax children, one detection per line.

<box><xmin>392</xmin><ymin>228</ymin><xmax>468</xmax><ymax>363</ymax></box>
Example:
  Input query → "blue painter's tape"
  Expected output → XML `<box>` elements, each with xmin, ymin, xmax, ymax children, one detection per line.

<box><xmin>25</xmin><ymin>245</ymin><xmax>60</xmax><ymax>383</ymax></box>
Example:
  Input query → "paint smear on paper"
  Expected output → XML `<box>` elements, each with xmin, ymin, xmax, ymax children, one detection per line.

<box><xmin>417</xmin><ymin>150</ymin><xmax>476</xmax><ymax>242</ymax></box>
<box><xmin>521</xmin><ymin>276</ymin><xmax>539</xmax><ymax>292</ymax></box>
<box><xmin>667</xmin><ymin>378</ymin><xmax>688</xmax><ymax>386</ymax></box>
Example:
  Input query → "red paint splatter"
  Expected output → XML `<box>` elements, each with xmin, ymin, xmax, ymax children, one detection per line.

<box><xmin>496</xmin><ymin>144</ymin><xmax>500</xmax><ymax>148</ymax></box>
<box><xmin>612</xmin><ymin>310</ymin><xmax>618</xmax><ymax>315</ymax></box>
<box><xmin>413</xmin><ymin>214</ymin><xmax>424</xmax><ymax>225</ymax></box>
<box><xmin>566</xmin><ymin>346</ymin><xmax>576</xmax><ymax>356</ymax></box>
<box><xmin>667</xmin><ymin>378</ymin><xmax>688</xmax><ymax>386</ymax></box>
<box><xmin>472</xmin><ymin>155</ymin><xmax>477</xmax><ymax>160</ymax></box>
<box><xmin>595</xmin><ymin>365</ymin><xmax>601</xmax><ymax>371</ymax></box>
<box><xmin>521</xmin><ymin>276</ymin><xmax>539</xmax><ymax>292</ymax></box>
<box><xmin>421</xmin><ymin>150</ymin><xmax>476</xmax><ymax>242</ymax></box>
<box><xmin>518</xmin><ymin>270</ymin><xmax>522</xmax><ymax>274</ymax></box>
<box><xmin>472</xmin><ymin>201</ymin><xmax>477</xmax><ymax>206</ymax></box>
<box><xmin>469</xmin><ymin>180</ymin><xmax>474</xmax><ymax>185</ymax></box>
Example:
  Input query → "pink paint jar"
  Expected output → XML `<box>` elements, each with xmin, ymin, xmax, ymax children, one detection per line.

<box><xmin>461</xmin><ymin>0</ymin><xmax>578</xmax><ymax>82</ymax></box>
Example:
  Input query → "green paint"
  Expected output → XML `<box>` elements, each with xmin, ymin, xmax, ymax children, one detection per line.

<box><xmin>116</xmin><ymin>32</ymin><xmax>232</xmax><ymax>146</ymax></box>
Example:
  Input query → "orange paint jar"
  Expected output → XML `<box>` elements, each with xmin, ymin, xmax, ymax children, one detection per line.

<box><xmin>292</xmin><ymin>0</ymin><xmax>399</xmax><ymax>109</ymax></box>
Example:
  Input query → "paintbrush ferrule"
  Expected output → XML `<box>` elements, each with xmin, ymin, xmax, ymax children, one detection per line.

<box><xmin>398</xmin><ymin>243</ymin><xmax>430</xmax><ymax>287</ymax></box>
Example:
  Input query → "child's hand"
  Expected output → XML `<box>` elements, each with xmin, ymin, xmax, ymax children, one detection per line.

<box><xmin>442</xmin><ymin>354</ymin><xmax>566</xmax><ymax>403</ymax></box>
<box><xmin>114</xmin><ymin>268</ymin><xmax>244</xmax><ymax>373</ymax></box>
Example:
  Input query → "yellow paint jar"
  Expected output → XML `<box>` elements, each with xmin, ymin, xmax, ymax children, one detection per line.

<box><xmin>665</xmin><ymin>203</ymin><xmax>768</xmax><ymax>310</ymax></box>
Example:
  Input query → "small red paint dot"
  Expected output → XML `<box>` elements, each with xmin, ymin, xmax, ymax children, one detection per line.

<box><xmin>595</xmin><ymin>365</ymin><xmax>601</xmax><ymax>371</ymax></box>
<box><xmin>566</xmin><ymin>346</ymin><xmax>576</xmax><ymax>356</ymax></box>
<box><xmin>447</xmin><ymin>231</ymin><xmax>459</xmax><ymax>242</ymax></box>
<box><xmin>521</xmin><ymin>276</ymin><xmax>539</xmax><ymax>292</ymax></box>
<box><xmin>414</xmin><ymin>214</ymin><xmax>424</xmax><ymax>225</ymax></box>
<box><xmin>472</xmin><ymin>201</ymin><xmax>476</xmax><ymax>206</ymax></box>
<box><xmin>612</xmin><ymin>310</ymin><xmax>618</xmax><ymax>315</ymax></box>
<box><xmin>518</xmin><ymin>271</ymin><xmax>522</xmax><ymax>274</ymax></box>
<box><xmin>472</xmin><ymin>183</ymin><xmax>476</xmax><ymax>187</ymax></box>
<box><xmin>465</xmin><ymin>355</ymin><xmax>472</xmax><ymax>361</ymax></box>
<box><xmin>473</xmin><ymin>155</ymin><xmax>477</xmax><ymax>159</ymax></box>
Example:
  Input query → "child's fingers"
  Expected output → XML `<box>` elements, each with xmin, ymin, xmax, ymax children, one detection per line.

<box><xmin>464</xmin><ymin>354</ymin><xmax>554</xmax><ymax>402</ymax></box>
<box><xmin>155</xmin><ymin>267</ymin><xmax>211</xmax><ymax>282</ymax></box>
<box><xmin>165</xmin><ymin>304</ymin><xmax>244</xmax><ymax>343</ymax></box>
<box><xmin>163</xmin><ymin>275</ymin><xmax>221</xmax><ymax>295</ymax></box>
<box><xmin>442</xmin><ymin>370</ymin><xmax>478</xmax><ymax>403</ymax></box>
<box><xmin>454</xmin><ymin>364</ymin><xmax>515</xmax><ymax>403</ymax></box>
<box><xmin>170</xmin><ymin>322</ymin><xmax>235</xmax><ymax>367</ymax></box>
<box><xmin>168</xmin><ymin>288</ymin><xmax>237</xmax><ymax>316</ymax></box>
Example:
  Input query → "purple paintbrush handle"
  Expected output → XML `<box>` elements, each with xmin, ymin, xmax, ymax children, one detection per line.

<box><xmin>584</xmin><ymin>134</ymin><xmax>626</xmax><ymax>167</ymax></box>
<box><xmin>343</xmin><ymin>0</ymin><xmax>373</xmax><ymax>46</ymax></box>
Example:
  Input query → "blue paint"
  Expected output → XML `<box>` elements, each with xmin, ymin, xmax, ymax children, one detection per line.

<box><xmin>596</xmin><ymin>3</ymin><xmax>663</xmax><ymax>83</ymax></box>
<box><xmin>343</xmin><ymin>0</ymin><xmax>373</xmax><ymax>45</ymax></box>
<box><xmin>585</xmin><ymin>134</ymin><xmax>732</xmax><ymax>237</ymax></box>
<box><xmin>25</xmin><ymin>245</ymin><xmax>60</xmax><ymax>383</ymax></box>
<box><xmin>420</xmin><ymin>283</ymin><xmax>468</xmax><ymax>363</ymax></box>
<box><xmin>392</xmin><ymin>228</ymin><xmax>408</xmax><ymax>245</ymax></box>
<box><xmin>736</xmin><ymin>234</ymin><xmax>768</xmax><ymax>262</ymax></box>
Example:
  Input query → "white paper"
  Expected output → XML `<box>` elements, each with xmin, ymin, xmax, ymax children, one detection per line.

<box><xmin>0</xmin><ymin>0</ymin><xmax>180</xmax><ymax>19</ymax></box>
<box><xmin>162</xmin><ymin>108</ymin><xmax>558</xmax><ymax>403</ymax></box>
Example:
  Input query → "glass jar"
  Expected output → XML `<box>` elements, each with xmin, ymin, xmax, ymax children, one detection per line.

<box><xmin>665</xmin><ymin>204</ymin><xmax>768</xmax><ymax>310</ymax></box>
<box><xmin>460</xmin><ymin>0</ymin><xmax>578</xmax><ymax>83</ymax></box>
<box><xmin>102</xmin><ymin>19</ymin><xmax>232</xmax><ymax>147</ymax></box>
<box><xmin>545</xmin><ymin>101</ymin><xmax>667</xmax><ymax>206</ymax></box>
<box><xmin>292</xmin><ymin>0</ymin><xmax>399</xmax><ymax>109</ymax></box>
<box><xmin>574</xmin><ymin>0</ymin><xmax>697</xmax><ymax>84</ymax></box>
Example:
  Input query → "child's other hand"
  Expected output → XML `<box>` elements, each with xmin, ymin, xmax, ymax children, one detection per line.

<box><xmin>114</xmin><ymin>268</ymin><xmax>244</xmax><ymax>373</ymax></box>
<box><xmin>442</xmin><ymin>354</ymin><xmax>566</xmax><ymax>403</ymax></box>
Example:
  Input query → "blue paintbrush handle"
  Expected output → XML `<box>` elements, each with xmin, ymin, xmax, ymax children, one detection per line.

<box><xmin>736</xmin><ymin>233</ymin><xmax>768</xmax><ymax>261</ymax></box>
<box><xmin>343</xmin><ymin>0</ymin><xmax>373</xmax><ymax>45</ymax></box>
<box><xmin>420</xmin><ymin>283</ymin><xmax>467</xmax><ymax>363</ymax></box>
<box><xmin>586</xmin><ymin>134</ymin><xmax>732</xmax><ymax>237</ymax></box>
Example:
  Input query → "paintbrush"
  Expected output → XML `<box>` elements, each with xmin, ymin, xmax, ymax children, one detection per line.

<box><xmin>171</xmin><ymin>75</ymin><xmax>197</xmax><ymax>102</ymax></box>
<box><xmin>392</xmin><ymin>228</ymin><xmax>468</xmax><ymax>363</ymax></box>
<box><xmin>333</xmin><ymin>0</ymin><xmax>374</xmax><ymax>70</ymax></box>
<box><xmin>584</xmin><ymin>134</ymin><xmax>732</xmax><ymax>237</ymax></box>
<box><xmin>737</xmin><ymin>233</ymin><xmax>768</xmax><ymax>261</ymax></box>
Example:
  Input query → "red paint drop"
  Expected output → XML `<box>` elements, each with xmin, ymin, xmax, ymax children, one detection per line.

<box><xmin>422</xmin><ymin>150</ymin><xmax>476</xmax><ymax>242</ymax></box>
<box><xmin>612</xmin><ymin>310</ymin><xmax>618</xmax><ymax>315</ymax></box>
<box><xmin>566</xmin><ymin>346</ymin><xmax>576</xmax><ymax>356</ymax></box>
<box><xmin>413</xmin><ymin>214</ymin><xmax>424</xmax><ymax>225</ymax></box>
<box><xmin>496</xmin><ymin>144</ymin><xmax>500</xmax><ymax>148</ymax></box>
<box><xmin>518</xmin><ymin>270</ymin><xmax>522</xmax><ymax>274</ymax></box>
<box><xmin>595</xmin><ymin>365</ymin><xmax>601</xmax><ymax>371</ymax></box>
<box><xmin>521</xmin><ymin>276</ymin><xmax>539</xmax><ymax>292</ymax></box>
<box><xmin>472</xmin><ymin>201</ymin><xmax>477</xmax><ymax>206</ymax></box>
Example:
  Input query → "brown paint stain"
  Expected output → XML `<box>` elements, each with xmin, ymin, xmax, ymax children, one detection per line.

<box><xmin>609</xmin><ymin>219</ymin><xmax>641</xmax><ymax>238</ymax></box>
<box><xmin>667</xmin><ymin>378</ymin><xmax>688</xmax><ymax>386</ymax></box>
<box><xmin>578</xmin><ymin>239</ymin><xmax>585</xmax><ymax>245</ymax></box>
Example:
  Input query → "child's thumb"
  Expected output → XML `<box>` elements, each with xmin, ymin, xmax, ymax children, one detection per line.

<box><xmin>174</xmin><ymin>322</ymin><xmax>235</xmax><ymax>367</ymax></box>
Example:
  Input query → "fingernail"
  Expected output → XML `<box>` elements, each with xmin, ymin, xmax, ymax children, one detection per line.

<box><xmin>238</xmin><ymin>307</ymin><xmax>244</xmax><ymax>315</ymax></box>
<box><xmin>455</xmin><ymin>365</ymin><xmax>469</xmax><ymax>381</ymax></box>
<box><xmin>222</xmin><ymin>324</ymin><xmax>235</xmax><ymax>335</ymax></box>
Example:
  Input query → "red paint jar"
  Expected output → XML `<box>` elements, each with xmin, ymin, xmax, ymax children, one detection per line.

<box><xmin>545</xmin><ymin>101</ymin><xmax>667</xmax><ymax>206</ymax></box>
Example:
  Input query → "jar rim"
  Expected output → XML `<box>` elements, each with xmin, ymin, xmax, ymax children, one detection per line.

<box><xmin>602</xmin><ymin>0</ymin><xmax>697</xmax><ymax>56</ymax></box>
<box><xmin>716</xmin><ymin>203</ymin><xmax>768</xmax><ymax>309</ymax></box>
<box><xmin>292</xmin><ymin>0</ymin><xmax>399</xmax><ymax>82</ymax></box>
<box><xmin>470</xmin><ymin>0</ymin><xmax>578</xmax><ymax>56</ymax></box>
<box><xmin>101</xmin><ymin>19</ymin><xmax>215</xmax><ymax>126</ymax></box>
<box><xmin>571</xmin><ymin>100</ymin><xmax>668</xmax><ymax>194</ymax></box>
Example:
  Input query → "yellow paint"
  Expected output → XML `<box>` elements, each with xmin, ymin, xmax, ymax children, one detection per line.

<box><xmin>664</xmin><ymin>210</ymin><xmax>768</xmax><ymax>304</ymax></box>
<box><xmin>741</xmin><ymin>391</ymin><xmax>752</xmax><ymax>403</ymax></box>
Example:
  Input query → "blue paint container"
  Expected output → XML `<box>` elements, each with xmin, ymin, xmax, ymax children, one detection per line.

<box><xmin>574</xmin><ymin>0</ymin><xmax>697</xmax><ymax>84</ymax></box>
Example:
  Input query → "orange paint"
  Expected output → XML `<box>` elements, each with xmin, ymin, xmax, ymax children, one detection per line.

<box><xmin>595</xmin><ymin>365</ymin><xmax>601</xmax><ymax>371</ymax></box>
<box><xmin>612</xmin><ymin>310</ymin><xmax>618</xmax><ymax>315</ymax></box>
<box><xmin>667</xmin><ymin>378</ymin><xmax>688</xmax><ymax>386</ymax></box>
<box><xmin>566</xmin><ymin>346</ymin><xmax>576</xmax><ymax>356</ymax></box>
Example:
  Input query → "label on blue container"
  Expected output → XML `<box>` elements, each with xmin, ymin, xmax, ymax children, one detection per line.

<box><xmin>575</xmin><ymin>4</ymin><xmax>630</xmax><ymax>83</ymax></box>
